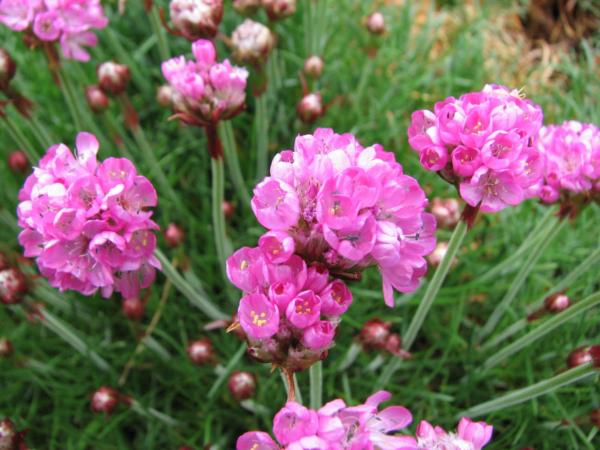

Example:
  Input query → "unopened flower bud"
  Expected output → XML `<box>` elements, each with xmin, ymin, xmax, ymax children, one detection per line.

<box><xmin>590</xmin><ymin>409</ymin><xmax>600</xmax><ymax>428</ymax></box>
<box><xmin>566</xmin><ymin>346</ymin><xmax>593</xmax><ymax>368</ymax></box>
<box><xmin>97</xmin><ymin>62</ymin><xmax>130</xmax><ymax>95</ymax></box>
<box><xmin>0</xmin><ymin>338</ymin><xmax>13</xmax><ymax>358</ymax></box>
<box><xmin>262</xmin><ymin>0</ymin><xmax>296</xmax><ymax>21</ymax></box>
<box><xmin>122</xmin><ymin>298</ymin><xmax>145</xmax><ymax>321</ymax></box>
<box><xmin>187</xmin><ymin>338</ymin><xmax>215</xmax><ymax>365</ymax></box>
<box><xmin>591</xmin><ymin>345</ymin><xmax>600</xmax><ymax>368</ymax></box>
<box><xmin>156</xmin><ymin>85</ymin><xmax>173</xmax><ymax>107</ymax></box>
<box><xmin>91</xmin><ymin>386</ymin><xmax>120</xmax><ymax>414</ymax></box>
<box><xmin>85</xmin><ymin>85</ymin><xmax>109</xmax><ymax>113</ymax></box>
<box><xmin>430</xmin><ymin>198</ymin><xmax>461</xmax><ymax>229</ymax></box>
<box><xmin>222</xmin><ymin>201</ymin><xmax>235</xmax><ymax>220</ymax></box>
<box><xmin>428</xmin><ymin>241</ymin><xmax>456</xmax><ymax>268</ymax></box>
<box><xmin>8</xmin><ymin>151</ymin><xmax>29</xmax><ymax>173</ymax></box>
<box><xmin>303</xmin><ymin>55</ymin><xmax>324</xmax><ymax>79</ymax></box>
<box><xmin>0</xmin><ymin>268</ymin><xmax>27</xmax><ymax>305</ymax></box>
<box><xmin>0</xmin><ymin>418</ymin><xmax>18</xmax><ymax>450</ymax></box>
<box><xmin>228</xmin><ymin>370</ymin><xmax>256</xmax><ymax>401</ymax></box>
<box><xmin>231</xmin><ymin>19</ymin><xmax>275</xmax><ymax>66</ymax></box>
<box><xmin>544</xmin><ymin>293</ymin><xmax>570</xmax><ymax>313</ymax></box>
<box><xmin>0</xmin><ymin>48</ymin><xmax>16</xmax><ymax>89</ymax></box>
<box><xmin>233</xmin><ymin>0</ymin><xmax>261</xmax><ymax>14</ymax></box>
<box><xmin>296</xmin><ymin>92</ymin><xmax>323</xmax><ymax>124</ymax></box>
<box><xmin>358</xmin><ymin>318</ymin><xmax>391</xmax><ymax>350</ymax></box>
<box><xmin>365</xmin><ymin>12</ymin><xmax>386</xmax><ymax>35</ymax></box>
<box><xmin>164</xmin><ymin>223</ymin><xmax>185</xmax><ymax>248</ymax></box>
<box><xmin>170</xmin><ymin>0</ymin><xmax>223</xmax><ymax>40</ymax></box>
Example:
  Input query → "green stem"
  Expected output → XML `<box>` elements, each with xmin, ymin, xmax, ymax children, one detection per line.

<box><xmin>29</xmin><ymin>114</ymin><xmax>54</xmax><ymax>148</ymax></box>
<box><xmin>255</xmin><ymin>95</ymin><xmax>269</xmax><ymax>181</ymax></box>
<box><xmin>460</xmin><ymin>363</ymin><xmax>597</xmax><ymax>418</ymax></box>
<box><xmin>211</xmin><ymin>156</ymin><xmax>234</xmax><ymax>283</ymax></box>
<box><xmin>54</xmin><ymin>66</ymin><xmax>83</xmax><ymax>130</ymax></box>
<box><xmin>2</xmin><ymin>115</ymin><xmax>38</xmax><ymax>163</ymax></box>
<box><xmin>309</xmin><ymin>361</ymin><xmax>323</xmax><ymax>409</ymax></box>
<box><xmin>220</xmin><ymin>121</ymin><xmax>251</xmax><ymax>207</ymax></box>
<box><xmin>483</xmin><ymin>291</ymin><xmax>600</xmax><ymax>370</ymax></box>
<box><xmin>477</xmin><ymin>218</ymin><xmax>567</xmax><ymax>343</ymax></box>
<box><xmin>130</xmin><ymin>400</ymin><xmax>180</xmax><ymax>426</ymax></box>
<box><xmin>149</xmin><ymin>5</ymin><xmax>170</xmax><ymax>61</ymax></box>
<box><xmin>207</xmin><ymin>344</ymin><xmax>246</xmax><ymax>399</ymax></box>
<box><xmin>154</xmin><ymin>249</ymin><xmax>228</xmax><ymax>320</ymax></box>
<box><xmin>376</xmin><ymin>218</ymin><xmax>468</xmax><ymax>388</ymax></box>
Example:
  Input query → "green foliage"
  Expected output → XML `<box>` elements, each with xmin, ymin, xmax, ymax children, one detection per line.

<box><xmin>1</xmin><ymin>1</ymin><xmax>599</xmax><ymax>449</ymax></box>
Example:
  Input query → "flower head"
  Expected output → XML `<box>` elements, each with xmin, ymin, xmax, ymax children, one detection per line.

<box><xmin>162</xmin><ymin>39</ymin><xmax>248</xmax><ymax>125</ymax></box>
<box><xmin>262</xmin><ymin>0</ymin><xmax>296</xmax><ymax>21</ymax></box>
<box><xmin>416</xmin><ymin>417</ymin><xmax>493</xmax><ymax>450</ymax></box>
<box><xmin>169</xmin><ymin>0</ymin><xmax>223</xmax><ymax>40</ymax></box>
<box><xmin>16</xmin><ymin>132</ymin><xmax>160</xmax><ymax>299</ymax></box>
<box><xmin>232</xmin><ymin>19</ymin><xmax>275</xmax><ymax>66</ymax></box>
<box><xmin>0</xmin><ymin>0</ymin><xmax>108</xmax><ymax>62</ymax></box>
<box><xmin>536</xmin><ymin>121</ymin><xmax>600</xmax><ymax>203</ymax></box>
<box><xmin>252</xmin><ymin>128</ymin><xmax>436</xmax><ymax>307</ymax></box>
<box><xmin>408</xmin><ymin>84</ymin><xmax>544</xmax><ymax>212</ymax></box>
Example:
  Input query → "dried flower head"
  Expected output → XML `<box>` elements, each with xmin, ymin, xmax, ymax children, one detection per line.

<box><xmin>228</xmin><ymin>371</ymin><xmax>257</xmax><ymax>401</ymax></box>
<box><xmin>85</xmin><ymin>85</ymin><xmax>110</xmax><ymax>113</ymax></box>
<box><xmin>97</xmin><ymin>62</ymin><xmax>130</xmax><ymax>96</ymax></box>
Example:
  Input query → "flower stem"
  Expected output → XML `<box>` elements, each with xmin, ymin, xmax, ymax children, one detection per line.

<box><xmin>376</xmin><ymin>218</ymin><xmax>468</xmax><ymax>388</ymax></box>
<box><xmin>460</xmin><ymin>363</ymin><xmax>597</xmax><ymax>418</ymax></box>
<box><xmin>483</xmin><ymin>291</ymin><xmax>600</xmax><ymax>370</ymax></box>
<box><xmin>477</xmin><ymin>218</ymin><xmax>567</xmax><ymax>343</ymax></box>
<box><xmin>129</xmin><ymin>399</ymin><xmax>180</xmax><ymax>426</ymax></box>
<box><xmin>255</xmin><ymin>94</ymin><xmax>269</xmax><ymax>181</ymax></box>
<box><xmin>149</xmin><ymin>5</ymin><xmax>170</xmax><ymax>61</ymax></box>
<box><xmin>207</xmin><ymin>344</ymin><xmax>246</xmax><ymax>399</ymax></box>
<box><xmin>154</xmin><ymin>249</ymin><xmax>228</xmax><ymax>320</ymax></box>
<box><xmin>55</xmin><ymin>66</ymin><xmax>83</xmax><ymax>131</ymax></box>
<box><xmin>2</xmin><ymin>115</ymin><xmax>38</xmax><ymax>163</ymax></box>
<box><xmin>220</xmin><ymin>121</ymin><xmax>251</xmax><ymax>207</ymax></box>
<box><xmin>210</xmin><ymin>153</ymin><xmax>234</xmax><ymax>285</ymax></box>
<box><xmin>309</xmin><ymin>361</ymin><xmax>323</xmax><ymax>409</ymax></box>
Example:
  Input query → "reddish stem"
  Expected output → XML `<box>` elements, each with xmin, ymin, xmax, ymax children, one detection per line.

<box><xmin>205</xmin><ymin>124</ymin><xmax>223</xmax><ymax>160</ymax></box>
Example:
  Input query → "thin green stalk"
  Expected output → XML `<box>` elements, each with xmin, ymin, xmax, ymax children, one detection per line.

<box><xmin>483</xmin><ymin>291</ymin><xmax>600</xmax><ymax>370</ymax></box>
<box><xmin>211</xmin><ymin>157</ymin><xmax>234</xmax><ymax>282</ymax></box>
<box><xmin>55</xmin><ymin>67</ymin><xmax>83</xmax><ymax>130</ymax></box>
<box><xmin>207</xmin><ymin>344</ymin><xmax>246</xmax><ymax>399</ymax></box>
<box><xmin>376</xmin><ymin>219</ymin><xmax>468</xmax><ymax>388</ymax></box>
<box><xmin>477</xmin><ymin>218</ymin><xmax>567</xmax><ymax>343</ymax></box>
<box><xmin>220</xmin><ymin>121</ymin><xmax>251</xmax><ymax>207</ymax></box>
<box><xmin>28</xmin><ymin>114</ymin><xmax>54</xmax><ymax>149</ymax></box>
<box><xmin>149</xmin><ymin>5</ymin><xmax>170</xmax><ymax>61</ymax></box>
<box><xmin>255</xmin><ymin>95</ymin><xmax>269</xmax><ymax>180</ymax></box>
<box><xmin>470</xmin><ymin>207</ymin><xmax>558</xmax><ymax>286</ymax></box>
<box><xmin>154</xmin><ymin>249</ymin><xmax>228</xmax><ymax>320</ymax></box>
<box><xmin>37</xmin><ymin>306</ymin><xmax>111</xmax><ymax>372</ymax></box>
<box><xmin>130</xmin><ymin>400</ymin><xmax>180</xmax><ymax>426</ymax></box>
<box><xmin>309</xmin><ymin>361</ymin><xmax>323</xmax><ymax>409</ymax></box>
<box><xmin>460</xmin><ymin>363</ymin><xmax>597</xmax><ymax>418</ymax></box>
<box><xmin>2</xmin><ymin>115</ymin><xmax>38</xmax><ymax>163</ymax></box>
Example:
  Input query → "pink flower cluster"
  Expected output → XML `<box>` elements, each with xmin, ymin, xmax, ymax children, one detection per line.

<box><xmin>408</xmin><ymin>84</ymin><xmax>544</xmax><ymax>213</ymax></box>
<box><xmin>251</xmin><ymin>128</ymin><xmax>436</xmax><ymax>307</ymax></box>
<box><xmin>536</xmin><ymin>120</ymin><xmax>600</xmax><ymax>203</ymax></box>
<box><xmin>237</xmin><ymin>390</ymin><xmax>493</xmax><ymax>450</ymax></box>
<box><xmin>227</xmin><ymin>231</ymin><xmax>352</xmax><ymax>371</ymax></box>
<box><xmin>0</xmin><ymin>0</ymin><xmax>108</xmax><ymax>61</ymax></box>
<box><xmin>16</xmin><ymin>132</ymin><xmax>161</xmax><ymax>299</ymax></box>
<box><xmin>162</xmin><ymin>39</ymin><xmax>248</xmax><ymax>125</ymax></box>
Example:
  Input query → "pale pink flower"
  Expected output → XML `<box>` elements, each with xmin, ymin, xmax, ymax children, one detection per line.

<box><xmin>16</xmin><ymin>132</ymin><xmax>160</xmax><ymax>299</ymax></box>
<box><xmin>408</xmin><ymin>84</ymin><xmax>544</xmax><ymax>212</ymax></box>
<box><xmin>169</xmin><ymin>0</ymin><xmax>223</xmax><ymax>40</ymax></box>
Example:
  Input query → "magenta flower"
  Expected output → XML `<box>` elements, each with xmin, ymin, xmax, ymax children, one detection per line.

<box><xmin>237</xmin><ymin>391</ymin><xmax>489</xmax><ymax>449</ymax></box>
<box><xmin>16</xmin><ymin>132</ymin><xmax>160</xmax><ymax>299</ymax></box>
<box><xmin>227</xmin><ymin>239</ymin><xmax>352</xmax><ymax>371</ymax></box>
<box><xmin>162</xmin><ymin>39</ymin><xmax>248</xmax><ymax>126</ymax></box>
<box><xmin>0</xmin><ymin>0</ymin><xmax>108</xmax><ymax>62</ymax></box>
<box><xmin>536</xmin><ymin>120</ymin><xmax>600</xmax><ymax>203</ymax></box>
<box><xmin>408</xmin><ymin>84</ymin><xmax>544</xmax><ymax>213</ymax></box>
<box><xmin>251</xmin><ymin>128</ymin><xmax>436</xmax><ymax>307</ymax></box>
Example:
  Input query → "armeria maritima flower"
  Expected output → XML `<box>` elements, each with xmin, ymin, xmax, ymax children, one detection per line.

<box><xmin>16</xmin><ymin>132</ymin><xmax>160</xmax><ymax>298</ymax></box>
<box><xmin>162</xmin><ymin>39</ymin><xmax>248</xmax><ymax>126</ymax></box>
<box><xmin>408</xmin><ymin>84</ymin><xmax>544</xmax><ymax>213</ymax></box>
<box><xmin>251</xmin><ymin>128</ymin><xmax>436</xmax><ymax>307</ymax></box>
<box><xmin>227</xmin><ymin>232</ymin><xmax>352</xmax><ymax>371</ymax></box>
<box><xmin>236</xmin><ymin>390</ymin><xmax>493</xmax><ymax>449</ymax></box>
<box><xmin>169</xmin><ymin>0</ymin><xmax>223</xmax><ymax>41</ymax></box>
<box><xmin>0</xmin><ymin>0</ymin><xmax>108</xmax><ymax>61</ymax></box>
<box><xmin>536</xmin><ymin>120</ymin><xmax>600</xmax><ymax>204</ymax></box>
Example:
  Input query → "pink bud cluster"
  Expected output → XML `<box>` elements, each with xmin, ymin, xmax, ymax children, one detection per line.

<box><xmin>408</xmin><ymin>84</ymin><xmax>544</xmax><ymax>213</ymax></box>
<box><xmin>227</xmin><ymin>231</ymin><xmax>352</xmax><ymax>371</ymax></box>
<box><xmin>0</xmin><ymin>0</ymin><xmax>108</xmax><ymax>61</ymax></box>
<box><xmin>16</xmin><ymin>132</ymin><xmax>161</xmax><ymax>299</ymax></box>
<box><xmin>237</xmin><ymin>390</ymin><xmax>493</xmax><ymax>449</ymax></box>
<box><xmin>251</xmin><ymin>128</ymin><xmax>436</xmax><ymax>307</ymax></box>
<box><xmin>162</xmin><ymin>39</ymin><xmax>248</xmax><ymax>125</ymax></box>
<box><xmin>536</xmin><ymin>121</ymin><xmax>600</xmax><ymax>203</ymax></box>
